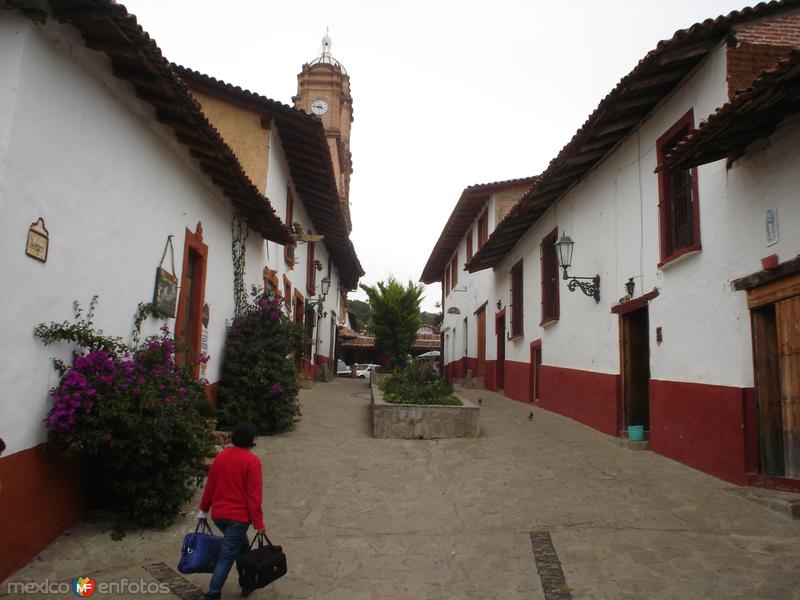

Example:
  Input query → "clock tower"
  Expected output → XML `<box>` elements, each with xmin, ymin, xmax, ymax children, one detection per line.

<box><xmin>293</xmin><ymin>33</ymin><xmax>354</xmax><ymax>231</ymax></box>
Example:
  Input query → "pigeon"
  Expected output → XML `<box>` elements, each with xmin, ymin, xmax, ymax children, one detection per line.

<box><xmin>478</xmin><ymin>398</ymin><xmax>482</xmax><ymax>404</ymax></box>
<box><xmin>528</xmin><ymin>411</ymin><xmax>533</xmax><ymax>420</ymax></box>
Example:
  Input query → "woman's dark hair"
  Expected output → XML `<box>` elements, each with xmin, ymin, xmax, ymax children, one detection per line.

<box><xmin>231</xmin><ymin>423</ymin><xmax>256</xmax><ymax>448</ymax></box>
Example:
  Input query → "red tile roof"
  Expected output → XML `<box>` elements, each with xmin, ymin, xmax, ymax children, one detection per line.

<box><xmin>662</xmin><ymin>49</ymin><xmax>800</xmax><ymax>170</ymax></box>
<box><xmin>46</xmin><ymin>0</ymin><xmax>291</xmax><ymax>244</ymax></box>
<box><xmin>339</xmin><ymin>333</ymin><xmax>441</xmax><ymax>351</ymax></box>
<box><xmin>467</xmin><ymin>0</ymin><xmax>800</xmax><ymax>272</ymax></box>
<box><xmin>420</xmin><ymin>177</ymin><xmax>538</xmax><ymax>284</ymax></box>
<box><xmin>173</xmin><ymin>66</ymin><xmax>364</xmax><ymax>290</ymax></box>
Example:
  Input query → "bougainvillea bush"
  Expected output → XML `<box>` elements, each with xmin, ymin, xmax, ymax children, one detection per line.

<box><xmin>36</xmin><ymin>301</ymin><xmax>212</xmax><ymax>530</ymax></box>
<box><xmin>217</xmin><ymin>290</ymin><xmax>304</xmax><ymax>435</ymax></box>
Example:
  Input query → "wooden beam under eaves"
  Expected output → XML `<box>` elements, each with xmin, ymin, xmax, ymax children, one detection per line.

<box><xmin>595</xmin><ymin>114</ymin><xmax>642</xmax><ymax>137</ymax></box>
<box><xmin>112</xmin><ymin>64</ymin><xmax>158</xmax><ymax>87</ymax></box>
<box><xmin>625</xmin><ymin>70</ymin><xmax>685</xmax><ymax>92</ymax></box>
<box><xmin>607</xmin><ymin>93</ymin><xmax>663</xmax><ymax>115</ymax></box>
<box><xmin>51</xmin><ymin>5</ymin><xmax>103</xmax><ymax>21</ymax></box>
<box><xmin>563</xmin><ymin>146</ymin><xmax>609</xmax><ymax>166</ymax></box>
<box><xmin>176</xmin><ymin>133</ymin><xmax>216</xmax><ymax>154</ymax></box>
<box><xmin>575</xmin><ymin>135</ymin><xmax>620</xmax><ymax>153</ymax></box>
<box><xmin>657</xmin><ymin>40</ymin><xmax>718</xmax><ymax>67</ymax></box>
<box><xmin>135</xmin><ymin>87</ymin><xmax>179</xmax><ymax>109</ymax></box>
<box><xmin>82</xmin><ymin>34</ymin><xmax>139</xmax><ymax>58</ymax></box>
<box><xmin>155</xmin><ymin>109</ymin><xmax>200</xmax><ymax>135</ymax></box>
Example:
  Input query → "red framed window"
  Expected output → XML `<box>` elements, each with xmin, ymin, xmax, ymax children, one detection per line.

<box><xmin>444</xmin><ymin>265</ymin><xmax>450</xmax><ymax>296</ymax></box>
<box><xmin>510</xmin><ymin>259</ymin><xmax>524</xmax><ymax>337</ymax></box>
<box><xmin>306</xmin><ymin>240</ymin><xmax>316</xmax><ymax>295</ymax></box>
<box><xmin>466</xmin><ymin>227</ymin><xmax>474</xmax><ymax>261</ymax></box>
<box><xmin>263</xmin><ymin>268</ymin><xmax>280</xmax><ymax>298</ymax></box>
<box><xmin>284</xmin><ymin>187</ymin><xmax>296</xmax><ymax>267</ymax></box>
<box><xmin>477</xmin><ymin>211</ymin><xmax>488</xmax><ymax>249</ymax></box>
<box><xmin>541</xmin><ymin>227</ymin><xmax>560</xmax><ymax>325</ymax></box>
<box><xmin>450</xmin><ymin>254</ymin><xmax>458</xmax><ymax>289</ymax></box>
<box><xmin>656</xmin><ymin>109</ymin><xmax>701</xmax><ymax>266</ymax></box>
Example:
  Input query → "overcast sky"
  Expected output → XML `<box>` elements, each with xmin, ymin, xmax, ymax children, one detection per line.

<box><xmin>123</xmin><ymin>0</ymin><xmax>749</xmax><ymax>311</ymax></box>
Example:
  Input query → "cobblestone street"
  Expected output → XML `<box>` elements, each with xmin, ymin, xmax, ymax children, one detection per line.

<box><xmin>6</xmin><ymin>378</ymin><xmax>800</xmax><ymax>600</ymax></box>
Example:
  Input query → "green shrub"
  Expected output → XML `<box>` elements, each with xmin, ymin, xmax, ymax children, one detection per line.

<box><xmin>379</xmin><ymin>362</ymin><xmax>461</xmax><ymax>406</ymax></box>
<box><xmin>36</xmin><ymin>300</ymin><xmax>213</xmax><ymax>531</ymax></box>
<box><xmin>217</xmin><ymin>290</ymin><xmax>304</xmax><ymax>434</ymax></box>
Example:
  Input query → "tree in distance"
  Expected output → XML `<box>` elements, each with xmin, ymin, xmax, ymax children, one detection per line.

<box><xmin>359</xmin><ymin>276</ymin><xmax>424</xmax><ymax>370</ymax></box>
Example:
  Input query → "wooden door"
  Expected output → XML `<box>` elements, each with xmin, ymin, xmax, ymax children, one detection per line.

<box><xmin>748</xmin><ymin>274</ymin><xmax>800</xmax><ymax>479</ymax></box>
<box><xmin>476</xmin><ymin>307</ymin><xmax>486</xmax><ymax>377</ymax></box>
<box><xmin>620</xmin><ymin>307</ymin><xmax>650</xmax><ymax>429</ymax></box>
<box><xmin>496</xmin><ymin>313</ymin><xmax>506</xmax><ymax>391</ymax></box>
<box><xmin>752</xmin><ymin>306</ymin><xmax>784</xmax><ymax>475</ymax></box>
<box><xmin>776</xmin><ymin>297</ymin><xmax>800</xmax><ymax>478</ymax></box>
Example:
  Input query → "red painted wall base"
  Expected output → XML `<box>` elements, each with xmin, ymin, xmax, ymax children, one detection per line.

<box><xmin>0</xmin><ymin>445</ymin><xmax>86</xmax><ymax>580</ymax></box>
<box><xmin>650</xmin><ymin>379</ymin><xmax>749</xmax><ymax>485</ymax></box>
<box><xmin>503</xmin><ymin>360</ymin><xmax>531</xmax><ymax>403</ymax></box>
<box><xmin>539</xmin><ymin>365</ymin><xmax>620</xmax><ymax>436</ymax></box>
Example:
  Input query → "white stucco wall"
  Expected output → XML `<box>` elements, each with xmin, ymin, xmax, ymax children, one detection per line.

<box><xmin>0</xmin><ymin>13</ymin><xmax>259</xmax><ymax>456</ymax></box>
<box><xmin>264</xmin><ymin>126</ymin><xmax>346</xmax><ymax>363</ymax></box>
<box><xmin>441</xmin><ymin>193</ymin><xmax>504</xmax><ymax>367</ymax></box>
<box><xmin>482</xmin><ymin>41</ymin><xmax>798</xmax><ymax>390</ymax></box>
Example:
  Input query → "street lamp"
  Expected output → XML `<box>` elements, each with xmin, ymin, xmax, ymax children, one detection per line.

<box><xmin>554</xmin><ymin>233</ymin><xmax>600</xmax><ymax>303</ymax></box>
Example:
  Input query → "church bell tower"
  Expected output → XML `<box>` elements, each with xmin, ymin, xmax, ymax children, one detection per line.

<box><xmin>293</xmin><ymin>32</ymin><xmax>354</xmax><ymax>231</ymax></box>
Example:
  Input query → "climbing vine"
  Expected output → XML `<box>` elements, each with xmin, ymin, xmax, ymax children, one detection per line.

<box><xmin>232</xmin><ymin>215</ymin><xmax>249</xmax><ymax>316</ymax></box>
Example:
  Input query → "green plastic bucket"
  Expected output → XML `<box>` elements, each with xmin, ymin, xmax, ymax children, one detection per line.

<box><xmin>628</xmin><ymin>425</ymin><xmax>645</xmax><ymax>442</ymax></box>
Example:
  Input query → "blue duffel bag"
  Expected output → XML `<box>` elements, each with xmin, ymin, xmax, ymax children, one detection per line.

<box><xmin>178</xmin><ymin>519</ymin><xmax>222</xmax><ymax>574</ymax></box>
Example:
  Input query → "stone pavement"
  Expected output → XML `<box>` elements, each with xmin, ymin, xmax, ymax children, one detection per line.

<box><xmin>4</xmin><ymin>378</ymin><xmax>800</xmax><ymax>600</ymax></box>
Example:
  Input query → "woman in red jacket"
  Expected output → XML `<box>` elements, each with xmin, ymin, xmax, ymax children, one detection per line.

<box><xmin>199</xmin><ymin>423</ymin><xmax>266</xmax><ymax>599</ymax></box>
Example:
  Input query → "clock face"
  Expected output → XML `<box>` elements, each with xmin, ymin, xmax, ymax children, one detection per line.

<box><xmin>311</xmin><ymin>98</ymin><xmax>329</xmax><ymax>116</ymax></box>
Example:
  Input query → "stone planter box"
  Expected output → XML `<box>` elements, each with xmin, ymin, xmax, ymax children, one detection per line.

<box><xmin>370</xmin><ymin>377</ymin><xmax>480</xmax><ymax>439</ymax></box>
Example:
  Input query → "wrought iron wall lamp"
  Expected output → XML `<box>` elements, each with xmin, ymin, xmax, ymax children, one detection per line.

<box><xmin>307</xmin><ymin>276</ymin><xmax>331</xmax><ymax>315</ymax></box>
<box><xmin>554</xmin><ymin>233</ymin><xmax>600</xmax><ymax>303</ymax></box>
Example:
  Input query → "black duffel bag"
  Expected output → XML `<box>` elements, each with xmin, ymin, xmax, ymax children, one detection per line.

<box><xmin>236</xmin><ymin>532</ymin><xmax>287</xmax><ymax>590</ymax></box>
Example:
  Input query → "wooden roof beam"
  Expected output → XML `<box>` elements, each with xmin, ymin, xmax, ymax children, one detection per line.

<box><xmin>82</xmin><ymin>34</ymin><xmax>139</xmax><ymax>58</ymax></box>
<box><xmin>112</xmin><ymin>64</ymin><xmax>158</xmax><ymax>87</ymax></box>
<box><xmin>657</xmin><ymin>40</ymin><xmax>718</xmax><ymax>66</ymax></box>
<box><xmin>595</xmin><ymin>114</ymin><xmax>643</xmax><ymax>137</ymax></box>
<box><xmin>625</xmin><ymin>70</ymin><xmax>685</xmax><ymax>92</ymax></box>
<box><xmin>607</xmin><ymin>93</ymin><xmax>663</xmax><ymax>115</ymax></box>
<box><xmin>563</xmin><ymin>146</ymin><xmax>610</xmax><ymax>166</ymax></box>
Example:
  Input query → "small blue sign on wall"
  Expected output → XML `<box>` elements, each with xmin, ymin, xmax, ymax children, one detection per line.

<box><xmin>766</xmin><ymin>208</ymin><xmax>779</xmax><ymax>247</ymax></box>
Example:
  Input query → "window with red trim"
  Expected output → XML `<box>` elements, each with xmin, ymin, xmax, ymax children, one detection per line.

<box><xmin>477</xmin><ymin>211</ymin><xmax>488</xmax><ymax>249</ymax></box>
<box><xmin>466</xmin><ymin>228</ymin><xmax>474</xmax><ymax>261</ymax></box>
<box><xmin>306</xmin><ymin>241</ymin><xmax>316</xmax><ymax>295</ymax></box>
<box><xmin>541</xmin><ymin>228</ymin><xmax>559</xmax><ymax>324</ymax></box>
<box><xmin>444</xmin><ymin>265</ymin><xmax>450</xmax><ymax>296</ymax></box>
<box><xmin>284</xmin><ymin>187</ymin><xmax>295</xmax><ymax>267</ymax></box>
<box><xmin>450</xmin><ymin>254</ymin><xmax>458</xmax><ymax>289</ymax></box>
<box><xmin>263</xmin><ymin>268</ymin><xmax>280</xmax><ymax>298</ymax></box>
<box><xmin>510</xmin><ymin>259</ymin><xmax>524</xmax><ymax>337</ymax></box>
<box><xmin>656</xmin><ymin>109</ymin><xmax>701</xmax><ymax>266</ymax></box>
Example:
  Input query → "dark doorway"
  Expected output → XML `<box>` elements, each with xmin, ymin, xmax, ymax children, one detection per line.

<box><xmin>496</xmin><ymin>312</ymin><xmax>506</xmax><ymax>391</ymax></box>
<box><xmin>530</xmin><ymin>341</ymin><xmax>542</xmax><ymax>403</ymax></box>
<box><xmin>620</xmin><ymin>306</ymin><xmax>650</xmax><ymax>430</ymax></box>
<box><xmin>476</xmin><ymin>307</ymin><xmax>486</xmax><ymax>377</ymax></box>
